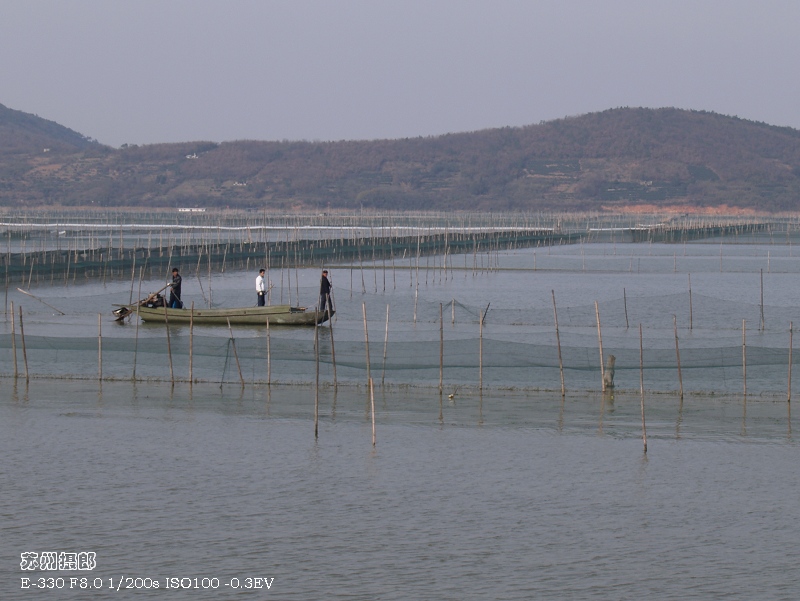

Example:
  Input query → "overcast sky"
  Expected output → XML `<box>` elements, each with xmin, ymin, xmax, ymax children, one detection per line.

<box><xmin>2</xmin><ymin>0</ymin><xmax>798</xmax><ymax>148</ymax></box>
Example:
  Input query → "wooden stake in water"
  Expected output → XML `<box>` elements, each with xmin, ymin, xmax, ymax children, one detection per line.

<box><xmin>189</xmin><ymin>302</ymin><xmax>194</xmax><ymax>384</ymax></box>
<box><xmin>789</xmin><ymin>321</ymin><xmax>793</xmax><ymax>403</ymax></box>
<box><xmin>314</xmin><ymin>310</ymin><xmax>320</xmax><ymax>439</ymax></box>
<box><xmin>742</xmin><ymin>319</ymin><xmax>747</xmax><ymax>396</ymax></box>
<box><xmin>623</xmin><ymin>287</ymin><xmax>629</xmax><ymax>329</ymax></box>
<box><xmin>266</xmin><ymin>318</ymin><xmax>272</xmax><ymax>386</ymax></box>
<box><xmin>760</xmin><ymin>269</ymin><xmax>765</xmax><ymax>331</ymax></box>
<box><xmin>413</xmin><ymin>283</ymin><xmax>418</xmax><ymax>324</ymax></box>
<box><xmin>10</xmin><ymin>300</ymin><xmax>18</xmax><ymax>377</ymax></box>
<box><xmin>439</xmin><ymin>302</ymin><xmax>444</xmax><ymax>394</ymax></box>
<box><xmin>327</xmin><ymin>294</ymin><xmax>337</xmax><ymax>387</ymax></box>
<box><xmin>381</xmin><ymin>304</ymin><xmax>389</xmax><ymax>386</ymax></box>
<box><xmin>688</xmin><ymin>273</ymin><xmax>693</xmax><ymax>330</ymax></box>
<box><xmin>128</xmin><ymin>253</ymin><xmax>136</xmax><ymax>304</ymax></box>
<box><xmin>674</xmin><ymin>315</ymin><xmax>683</xmax><ymax>400</ymax></box>
<box><xmin>595</xmin><ymin>301</ymin><xmax>606</xmax><ymax>391</ymax></box>
<box><xmin>18</xmin><ymin>305</ymin><xmax>29</xmax><ymax>383</ymax></box>
<box><xmin>552</xmin><ymin>290</ymin><xmax>565</xmax><ymax>396</ymax></box>
<box><xmin>132</xmin><ymin>282</ymin><xmax>142</xmax><ymax>381</ymax></box>
<box><xmin>98</xmin><ymin>313</ymin><xmax>103</xmax><ymax>381</ymax></box>
<box><xmin>370</xmin><ymin>376</ymin><xmax>376</xmax><ymax>446</ymax></box>
<box><xmin>479</xmin><ymin>316</ymin><xmax>483</xmax><ymax>391</ymax></box>
<box><xmin>639</xmin><ymin>323</ymin><xmax>648</xmax><ymax>454</ymax></box>
<box><xmin>362</xmin><ymin>302</ymin><xmax>371</xmax><ymax>384</ymax></box>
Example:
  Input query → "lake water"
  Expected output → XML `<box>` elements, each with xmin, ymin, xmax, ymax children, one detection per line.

<box><xmin>2</xmin><ymin>241</ymin><xmax>800</xmax><ymax>599</ymax></box>
<box><xmin>2</xmin><ymin>381</ymin><xmax>798</xmax><ymax>600</ymax></box>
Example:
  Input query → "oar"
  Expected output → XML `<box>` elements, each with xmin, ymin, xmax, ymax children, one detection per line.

<box><xmin>16</xmin><ymin>288</ymin><xmax>65</xmax><ymax>315</ymax></box>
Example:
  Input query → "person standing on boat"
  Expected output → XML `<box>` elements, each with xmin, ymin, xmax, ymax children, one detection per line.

<box><xmin>256</xmin><ymin>268</ymin><xmax>267</xmax><ymax>306</ymax></box>
<box><xmin>319</xmin><ymin>269</ymin><xmax>332</xmax><ymax>314</ymax></box>
<box><xmin>168</xmin><ymin>268</ymin><xmax>182</xmax><ymax>309</ymax></box>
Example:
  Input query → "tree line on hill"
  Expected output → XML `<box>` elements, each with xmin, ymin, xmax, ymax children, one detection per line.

<box><xmin>2</xmin><ymin>103</ymin><xmax>800</xmax><ymax>212</ymax></box>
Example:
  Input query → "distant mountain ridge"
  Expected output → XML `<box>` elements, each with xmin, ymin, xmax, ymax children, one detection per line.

<box><xmin>1</xmin><ymin>103</ymin><xmax>799</xmax><ymax>212</ymax></box>
<box><xmin>0</xmin><ymin>103</ymin><xmax>98</xmax><ymax>155</ymax></box>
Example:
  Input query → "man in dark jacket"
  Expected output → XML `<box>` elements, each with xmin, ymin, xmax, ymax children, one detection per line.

<box><xmin>319</xmin><ymin>269</ymin><xmax>332</xmax><ymax>314</ymax></box>
<box><xmin>168</xmin><ymin>268</ymin><xmax>182</xmax><ymax>308</ymax></box>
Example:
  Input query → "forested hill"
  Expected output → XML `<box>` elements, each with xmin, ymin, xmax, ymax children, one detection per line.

<box><xmin>2</xmin><ymin>104</ymin><xmax>800</xmax><ymax>212</ymax></box>
<box><xmin>0</xmin><ymin>103</ymin><xmax>98</xmax><ymax>155</ymax></box>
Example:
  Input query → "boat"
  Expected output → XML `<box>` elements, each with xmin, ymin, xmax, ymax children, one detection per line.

<box><xmin>112</xmin><ymin>291</ymin><xmax>332</xmax><ymax>326</ymax></box>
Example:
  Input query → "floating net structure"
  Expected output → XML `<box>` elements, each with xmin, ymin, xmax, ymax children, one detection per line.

<box><xmin>4</xmin><ymin>209</ymin><xmax>800</xmax><ymax>397</ymax></box>
<box><xmin>3</xmin><ymin>283</ymin><xmax>800</xmax><ymax>398</ymax></box>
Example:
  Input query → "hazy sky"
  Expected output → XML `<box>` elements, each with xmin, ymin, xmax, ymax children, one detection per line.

<box><xmin>2</xmin><ymin>0</ymin><xmax>798</xmax><ymax>148</ymax></box>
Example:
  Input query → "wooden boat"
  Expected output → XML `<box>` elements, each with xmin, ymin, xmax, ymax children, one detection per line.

<box><xmin>113</xmin><ymin>300</ymin><xmax>333</xmax><ymax>326</ymax></box>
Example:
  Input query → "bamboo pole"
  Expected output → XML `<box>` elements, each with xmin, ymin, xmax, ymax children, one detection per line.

<box><xmin>4</xmin><ymin>252</ymin><xmax>8</xmax><ymax>323</ymax></box>
<box><xmin>64</xmin><ymin>242</ymin><xmax>70</xmax><ymax>286</ymax></box>
<box><xmin>742</xmin><ymin>319</ymin><xmax>746</xmax><ymax>396</ymax></box>
<box><xmin>789</xmin><ymin>321</ymin><xmax>793</xmax><ymax>403</ymax></box>
<box><xmin>760</xmin><ymin>269</ymin><xmax>765</xmax><ymax>331</ymax></box>
<box><xmin>381</xmin><ymin>304</ymin><xmax>389</xmax><ymax>386</ymax></box>
<box><xmin>132</xmin><ymin>269</ymin><xmax>142</xmax><ymax>381</ymax></box>
<box><xmin>595</xmin><ymin>301</ymin><xmax>606</xmax><ymax>391</ymax></box>
<box><xmin>623</xmin><ymin>287</ymin><xmax>629</xmax><ymax>329</ymax></box>
<box><xmin>552</xmin><ymin>290</ymin><xmax>565</xmax><ymax>396</ymax></box>
<box><xmin>674</xmin><ymin>315</ymin><xmax>683</xmax><ymax>400</ymax></box>
<box><xmin>10</xmin><ymin>300</ymin><xmax>18</xmax><ymax>378</ymax></box>
<box><xmin>327</xmin><ymin>293</ymin><xmax>337</xmax><ymax>387</ymax></box>
<box><xmin>362</xmin><ymin>302</ymin><xmax>371</xmax><ymax>384</ymax></box>
<box><xmin>163</xmin><ymin>303</ymin><xmax>174</xmax><ymax>385</ymax></box>
<box><xmin>314</xmin><ymin>309</ymin><xmax>319</xmax><ymax>439</ymax></box>
<box><xmin>18</xmin><ymin>305</ymin><xmax>29</xmax><ymax>383</ymax></box>
<box><xmin>16</xmin><ymin>288</ymin><xmax>65</xmax><ymax>315</ymax></box>
<box><xmin>639</xmin><ymin>323</ymin><xmax>647</xmax><ymax>454</ymax></box>
<box><xmin>128</xmin><ymin>253</ymin><xmax>136</xmax><ymax>304</ymax></box>
<box><xmin>479</xmin><ymin>316</ymin><xmax>483</xmax><ymax>391</ymax></box>
<box><xmin>26</xmin><ymin>255</ymin><xmax>35</xmax><ymax>288</ymax></box>
<box><xmin>413</xmin><ymin>283</ymin><xmax>418</xmax><ymax>324</ymax></box>
<box><xmin>370</xmin><ymin>376</ymin><xmax>376</xmax><ymax>446</ymax></box>
<box><xmin>189</xmin><ymin>302</ymin><xmax>194</xmax><ymax>383</ymax></box>
<box><xmin>266</xmin><ymin>318</ymin><xmax>272</xmax><ymax>386</ymax></box>
<box><xmin>439</xmin><ymin>302</ymin><xmax>444</xmax><ymax>395</ymax></box>
<box><xmin>98</xmin><ymin>313</ymin><xmax>103</xmax><ymax>381</ymax></box>
<box><xmin>207</xmin><ymin>251</ymin><xmax>212</xmax><ymax>308</ymax></box>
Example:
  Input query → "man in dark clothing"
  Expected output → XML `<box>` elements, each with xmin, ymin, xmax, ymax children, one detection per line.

<box><xmin>168</xmin><ymin>268</ymin><xmax>182</xmax><ymax>308</ymax></box>
<box><xmin>319</xmin><ymin>269</ymin><xmax>332</xmax><ymax>314</ymax></box>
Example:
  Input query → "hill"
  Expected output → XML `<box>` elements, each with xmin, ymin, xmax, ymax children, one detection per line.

<box><xmin>2</xmin><ymin>104</ymin><xmax>800</xmax><ymax>212</ymax></box>
<box><xmin>0</xmin><ymin>103</ymin><xmax>99</xmax><ymax>156</ymax></box>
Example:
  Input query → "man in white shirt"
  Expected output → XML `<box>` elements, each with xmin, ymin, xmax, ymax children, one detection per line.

<box><xmin>256</xmin><ymin>268</ymin><xmax>267</xmax><ymax>306</ymax></box>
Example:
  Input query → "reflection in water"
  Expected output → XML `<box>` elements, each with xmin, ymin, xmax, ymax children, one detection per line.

<box><xmin>598</xmin><ymin>392</ymin><xmax>607</xmax><ymax>435</ymax></box>
<box><xmin>741</xmin><ymin>395</ymin><xmax>747</xmax><ymax>437</ymax></box>
<box><xmin>788</xmin><ymin>401</ymin><xmax>792</xmax><ymax>440</ymax></box>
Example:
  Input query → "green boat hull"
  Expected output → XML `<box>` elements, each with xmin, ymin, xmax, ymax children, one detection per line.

<box><xmin>115</xmin><ymin>304</ymin><xmax>333</xmax><ymax>325</ymax></box>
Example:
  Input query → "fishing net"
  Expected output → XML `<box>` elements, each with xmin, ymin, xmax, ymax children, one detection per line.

<box><xmin>2</xmin><ymin>287</ymin><xmax>798</xmax><ymax>397</ymax></box>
